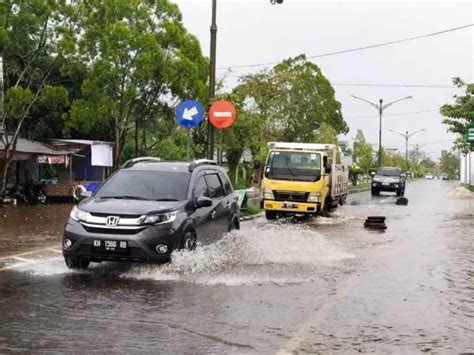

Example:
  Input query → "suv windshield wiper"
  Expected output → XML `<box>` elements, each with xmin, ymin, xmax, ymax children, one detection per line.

<box><xmin>99</xmin><ymin>195</ymin><xmax>150</xmax><ymax>201</ymax></box>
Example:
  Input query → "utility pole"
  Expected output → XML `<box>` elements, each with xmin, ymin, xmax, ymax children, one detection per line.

<box><xmin>206</xmin><ymin>0</ymin><xmax>217</xmax><ymax>160</ymax></box>
<box><xmin>389</xmin><ymin>129</ymin><xmax>425</xmax><ymax>169</ymax></box>
<box><xmin>206</xmin><ymin>0</ymin><xmax>283</xmax><ymax>160</ymax></box>
<box><xmin>351</xmin><ymin>95</ymin><xmax>413</xmax><ymax>168</ymax></box>
<box><xmin>0</xmin><ymin>54</ymin><xmax>4</xmax><ymax>136</ymax></box>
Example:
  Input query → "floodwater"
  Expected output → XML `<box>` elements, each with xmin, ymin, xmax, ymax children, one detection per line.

<box><xmin>0</xmin><ymin>180</ymin><xmax>472</xmax><ymax>354</ymax></box>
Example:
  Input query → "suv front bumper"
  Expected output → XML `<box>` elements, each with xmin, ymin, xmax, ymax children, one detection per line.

<box><xmin>62</xmin><ymin>219</ymin><xmax>180</xmax><ymax>263</ymax></box>
<box><xmin>372</xmin><ymin>182</ymin><xmax>402</xmax><ymax>191</ymax></box>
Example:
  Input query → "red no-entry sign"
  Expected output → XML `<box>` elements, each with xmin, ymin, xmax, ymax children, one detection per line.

<box><xmin>209</xmin><ymin>100</ymin><xmax>237</xmax><ymax>129</ymax></box>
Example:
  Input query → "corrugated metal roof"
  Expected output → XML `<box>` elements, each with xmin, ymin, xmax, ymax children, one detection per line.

<box><xmin>0</xmin><ymin>136</ymin><xmax>73</xmax><ymax>155</ymax></box>
<box><xmin>51</xmin><ymin>139</ymin><xmax>114</xmax><ymax>146</ymax></box>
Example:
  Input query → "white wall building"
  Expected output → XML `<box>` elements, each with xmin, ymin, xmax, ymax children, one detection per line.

<box><xmin>460</xmin><ymin>152</ymin><xmax>474</xmax><ymax>185</ymax></box>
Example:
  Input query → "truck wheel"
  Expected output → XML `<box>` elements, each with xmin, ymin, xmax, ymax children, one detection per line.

<box><xmin>371</xmin><ymin>188</ymin><xmax>379</xmax><ymax>196</ymax></box>
<box><xmin>265</xmin><ymin>210</ymin><xmax>277</xmax><ymax>220</ymax></box>
<box><xmin>396</xmin><ymin>188</ymin><xmax>404</xmax><ymax>197</ymax></box>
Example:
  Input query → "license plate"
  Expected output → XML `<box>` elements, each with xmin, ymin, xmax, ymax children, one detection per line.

<box><xmin>93</xmin><ymin>240</ymin><xmax>128</xmax><ymax>253</ymax></box>
<box><xmin>382</xmin><ymin>182</ymin><xmax>390</xmax><ymax>186</ymax></box>
<box><xmin>282</xmin><ymin>203</ymin><xmax>298</xmax><ymax>209</ymax></box>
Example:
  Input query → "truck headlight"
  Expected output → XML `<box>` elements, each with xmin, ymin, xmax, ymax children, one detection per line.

<box><xmin>263</xmin><ymin>188</ymin><xmax>274</xmax><ymax>200</ymax></box>
<box><xmin>141</xmin><ymin>211</ymin><xmax>177</xmax><ymax>225</ymax></box>
<box><xmin>70</xmin><ymin>206</ymin><xmax>90</xmax><ymax>222</ymax></box>
<box><xmin>307</xmin><ymin>192</ymin><xmax>321</xmax><ymax>202</ymax></box>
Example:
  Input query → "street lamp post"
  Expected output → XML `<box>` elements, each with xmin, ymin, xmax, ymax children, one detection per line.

<box><xmin>351</xmin><ymin>95</ymin><xmax>413</xmax><ymax>167</ymax></box>
<box><xmin>389</xmin><ymin>128</ymin><xmax>425</xmax><ymax>168</ymax></box>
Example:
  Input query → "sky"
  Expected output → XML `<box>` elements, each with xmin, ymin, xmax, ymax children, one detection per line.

<box><xmin>173</xmin><ymin>0</ymin><xmax>473</xmax><ymax>159</ymax></box>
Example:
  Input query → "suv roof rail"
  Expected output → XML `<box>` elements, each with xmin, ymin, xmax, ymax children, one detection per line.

<box><xmin>188</xmin><ymin>159</ymin><xmax>217</xmax><ymax>172</ymax></box>
<box><xmin>122</xmin><ymin>157</ymin><xmax>162</xmax><ymax>169</ymax></box>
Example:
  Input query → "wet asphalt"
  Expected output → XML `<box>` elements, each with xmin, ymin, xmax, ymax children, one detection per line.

<box><xmin>0</xmin><ymin>180</ymin><xmax>472</xmax><ymax>354</ymax></box>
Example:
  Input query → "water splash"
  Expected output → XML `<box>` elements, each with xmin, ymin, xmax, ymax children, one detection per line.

<box><xmin>125</xmin><ymin>223</ymin><xmax>354</xmax><ymax>286</ymax></box>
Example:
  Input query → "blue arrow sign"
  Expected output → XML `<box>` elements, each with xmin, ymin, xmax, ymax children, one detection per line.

<box><xmin>176</xmin><ymin>100</ymin><xmax>204</xmax><ymax>128</ymax></box>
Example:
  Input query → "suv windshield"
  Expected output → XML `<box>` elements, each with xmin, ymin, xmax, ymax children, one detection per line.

<box><xmin>266</xmin><ymin>151</ymin><xmax>321</xmax><ymax>182</ymax></box>
<box><xmin>95</xmin><ymin>170</ymin><xmax>191</xmax><ymax>201</ymax></box>
<box><xmin>376</xmin><ymin>168</ymin><xmax>402</xmax><ymax>177</ymax></box>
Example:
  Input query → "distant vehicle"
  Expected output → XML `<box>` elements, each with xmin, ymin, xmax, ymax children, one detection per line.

<box><xmin>371</xmin><ymin>167</ymin><xmax>405</xmax><ymax>196</ymax></box>
<box><xmin>259</xmin><ymin>142</ymin><xmax>348</xmax><ymax>219</ymax></box>
<box><xmin>425</xmin><ymin>173</ymin><xmax>434</xmax><ymax>180</ymax></box>
<box><xmin>441</xmin><ymin>173</ymin><xmax>449</xmax><ymax>180</ymax></box>
<box><xmin>62</xmin><ymin>159</ymin><xmax>239</xmax><ymax>269</ymax></box>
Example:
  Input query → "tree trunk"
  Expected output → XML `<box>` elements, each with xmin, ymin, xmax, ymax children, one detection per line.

<box><xmin>0</xmin><ymin>158</ymin><xmax>11</xmax><ymax>198</ymax></box>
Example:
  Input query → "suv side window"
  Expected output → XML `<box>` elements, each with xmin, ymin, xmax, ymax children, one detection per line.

<box><xmin>205</xmin><ymin>174</ymin><xmax>224</xmax><ymax>199</ymax></box>
<box><xmin>194</xmin><ymin>176</ymin><xmax>209</xmax><ymax>198</ymax></box>
<box><xmin>219</xmin><ymin>172</ymin><xmax>232</xmax><ymax>195</ymax></box>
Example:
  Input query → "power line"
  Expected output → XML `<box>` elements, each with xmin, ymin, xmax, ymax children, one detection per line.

<box><xmin>332</xmin><ymin>83</ymin><xmax>455</xmax><ymax>89</ymax></box>
<box><xmin>346</xmin><ymin>109</ymin><xmax>439</xmax><ymax>119</ymax></box>
<box><xmin>217</xmin><ymin>75</ymin><xmax>458</xmax><ymax>89</ymax></box>
<box><xmin>217</xmin><ymin>23</ymin><xmax>474</xmax><ymax>70</ymax></box>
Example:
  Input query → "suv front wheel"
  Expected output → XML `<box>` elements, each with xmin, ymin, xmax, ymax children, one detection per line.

<box><xmin>180</xmin><ymin>230</ymin><xmax>197</xmax><ymax>251</ymax></box>
<box><xmin>65</xmin><ymin>257</ymin><xmax>90</xmax><ymax>270</ymax></box>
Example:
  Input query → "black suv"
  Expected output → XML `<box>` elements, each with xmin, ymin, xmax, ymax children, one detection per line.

<box><xmin>371</xmin><ymin>167</ymin><xmax>406</xmax><ymax>196</ymax></box>
<box><xmin>62</xmin><ymin>158</ymin><xmax>239</xmax><ymax>269</ymax></box>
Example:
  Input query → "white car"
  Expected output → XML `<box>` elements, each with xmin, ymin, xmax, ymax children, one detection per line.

<box><xmin>425</xmin><ymin>173</ymin><xmax>434</xmax><ymax>180</ymax></box>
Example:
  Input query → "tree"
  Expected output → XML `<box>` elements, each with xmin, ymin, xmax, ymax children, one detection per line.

<box><xmin>64</xmin><ymin>1</ymin><xmax>208</xmax><ymax>166</ymax></box>
<box><xmin>352</xmin><ymin>130</ymin><xmax>373</xmax><ymax>173</ymax></box>
<box><xmin>440</xmin><ymin>151</ymin><xmax>460</xmax><ymax>179</ymax></box>
<box><xmin>440</xmin><ymin>78</ymin><xmax>474</xmax><ymax>153</ymax></box>
<box><xmin>236</xmin><ymin>55</ymin><xmax>347</xmax><ymax>142</ymax></box>
<box><xmin>222</xmin><ymin>54</ymin><xmax>348</xmax><ymax>172</ymax></box>
<box><xmin>0</xmin><ymin>0</ymin><xmax>72</xmax><ymax>195</ymax></box>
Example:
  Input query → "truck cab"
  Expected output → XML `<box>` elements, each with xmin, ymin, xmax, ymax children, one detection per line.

<box><xmin>260</xmin><ymin>142</ymin><xmax>348</xmax><ymax>219</ymax></box>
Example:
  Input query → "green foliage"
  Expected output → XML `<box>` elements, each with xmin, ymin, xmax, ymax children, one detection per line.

<box><xmin>440</xmin><ymin>151</ymin><xmax>460</xmax><ymax>179</ymax></box>
<box><xmin>63</xmin><ymin>0</ymin><xmax>208</xmax><ymax>165</ymax></box>
<box><xmin>222</xmin><ymin>55</ymin><xmax>347</xmax><ymax>171</ymax></box>
<box><xmin>352</xmin><ymin>129</ymin><xmax>373</xmax><ymax>173</ymax></box>
<box><xmin>440</xmin><ymin>78</ymin><xmax>474</xmax><ymax>153</ymax></box>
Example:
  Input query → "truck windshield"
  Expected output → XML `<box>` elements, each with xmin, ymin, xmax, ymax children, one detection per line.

<box><xmin>266</xmin><ymin>151</ymin><xmax>321</xmax><ymax>182</ymax></box>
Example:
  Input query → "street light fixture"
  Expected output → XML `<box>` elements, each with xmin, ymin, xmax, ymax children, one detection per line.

<box><xmin>389</xmin><ymin>128</ymin><xmax>425</xmax><ymax>168</ymax></box>
<box><xmin>351</xmin><ymin>95</ymin><xmax>413</xmax><ymax>167</ymax></box>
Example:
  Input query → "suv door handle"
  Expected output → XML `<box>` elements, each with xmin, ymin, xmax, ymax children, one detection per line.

<box><xmin>210</xmin><ymin>211</ymin><xmax>216</xmax><ymax>219</ymax></box>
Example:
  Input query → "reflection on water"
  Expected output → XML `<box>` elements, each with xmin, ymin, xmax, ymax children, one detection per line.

<box><xmin>0</xmin><ymin>204</ymin><xmax>72</xmax><ymax>256</ymax></box>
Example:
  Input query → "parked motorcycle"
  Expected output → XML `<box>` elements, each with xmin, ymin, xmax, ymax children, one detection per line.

<box><xmin>3</xmin><ymin>181</ymin><xmax>47</xmax><ymax>204</ymax></box>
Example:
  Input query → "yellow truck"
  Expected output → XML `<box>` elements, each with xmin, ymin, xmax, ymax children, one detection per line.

<box><xmin>260</xmin><ymin>142</ymin><xmax>348</xmax><ymax>219</ymax></box>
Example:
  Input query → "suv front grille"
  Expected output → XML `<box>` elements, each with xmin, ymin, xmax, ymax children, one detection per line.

<box><xmin>82</xmin><ymin>225</ymin><xmax>144</xmax><ymax>235</ymax></box>
<box><xmin>89</xmin><ymin>212</ymin><xmax>142</xmax><ymax>219</ymax></box>
<box><xmin>273</xmin><ymin>191</ymin><xmax>309</xmax><ymax>202</ymax></box>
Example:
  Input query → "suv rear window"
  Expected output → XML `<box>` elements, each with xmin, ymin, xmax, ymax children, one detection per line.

<box><xmin>95</xmin><ymin>170</ymin><xmax>191</xmax><ymax>201</ymax></box>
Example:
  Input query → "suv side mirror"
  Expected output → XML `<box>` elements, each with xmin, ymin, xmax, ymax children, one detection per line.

<box><xmin>196</xmin><ymin>196</ymin><xmax>212</xmax><ymax>208</ymax></box>
<box><xmin>400</xmin><ymin>173</ymin><xmax>405</xmax><ymax>178</ymax></box>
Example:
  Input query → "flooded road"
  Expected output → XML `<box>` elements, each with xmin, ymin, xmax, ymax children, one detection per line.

<box><xmin>0</xmin><ymin>180</ymin><xmax>472</xmax><ymax>353</ymax></box>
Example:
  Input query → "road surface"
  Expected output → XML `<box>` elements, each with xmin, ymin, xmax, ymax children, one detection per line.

<box><xmin>0</xmin><ymin>180</ymin><xmax>472</xmax><ymax>353</ymax></box>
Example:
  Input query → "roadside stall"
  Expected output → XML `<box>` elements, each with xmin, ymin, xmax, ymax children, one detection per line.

<box><xmin>47</xmin><ymin>139</ymin><xmax>114</xmax><ymax>200</ymax></box>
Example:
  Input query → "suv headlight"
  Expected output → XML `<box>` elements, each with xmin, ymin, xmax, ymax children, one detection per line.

<box><xmin>308</xmin><ymin>192</ymin><xmax>321</xmax><ymax>202</ymax></box>
<box><xmin>70</xmin><ymin>206</ymin><xmax>90</xmax><ymax>222</ymax></box>
<box><xmin>263</xmin><ymin>188</ymin><xmax>274</xmax><ymax>200</ymax></box>
<box><xmin>141</xmin><ymin>211</ymin><xmax>177</xmax><ymax>225</ymax></box>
